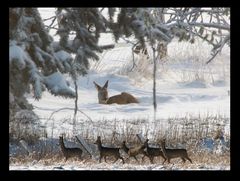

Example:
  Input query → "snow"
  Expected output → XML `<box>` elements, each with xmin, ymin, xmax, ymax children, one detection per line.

<box><xmin>9</xmin><ymin>43</ymin><xmax>27</xmax><ymax>69</ymax></box>
<box><xmin>44</xmin><ymin>72</ymin><xmax>75</xmax><ymax>98</ymax></box>
<box><xmin>9</xmin><ymin>162</ymin><xmax>229</xmax><ymax>170</ymax></box>
<box><xmin>10</xmin><ymin>8</ymin><xmax>230</xmax><ymax>170</ymax></box>
<box><xmin>29</xmin><ymin>70</ymin><xmax>229</xmax><ymax>121</ymax></box>
<box><xmin>183</xmin><ymin>80</ymin><xmax>208</xmax><ymax>88</ymax></box>
<box><xmin>54</xmin><ymin>50</ymin><xmax>72</xmax><ymax>63</ymax></box>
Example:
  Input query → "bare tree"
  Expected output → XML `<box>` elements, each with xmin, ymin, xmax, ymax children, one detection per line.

<box><xmin>111</xmin><ymin>8</ymin><xmax>230</xmax><ymax>121</ymax></box>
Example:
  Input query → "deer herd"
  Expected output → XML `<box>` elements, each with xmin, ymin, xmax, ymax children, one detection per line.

<box><xmin>58</xmin><ymin>80</ymin><xmax>192</xmax><ymax>164</ymax></box>
<box><xmin>59</xmin><ymin>135</ymin><xmax>192</xmax><ymax>165</ymax></box>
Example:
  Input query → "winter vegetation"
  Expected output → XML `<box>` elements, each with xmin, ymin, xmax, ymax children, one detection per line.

<box><xmin>9</xmin><ymin>8</ymin><xmax>230</xmax><ymax>170</ymax></box>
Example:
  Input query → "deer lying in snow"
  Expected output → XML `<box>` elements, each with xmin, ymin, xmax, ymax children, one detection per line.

<box><xmin>93</xmin><ymin>80</ymin><xmax>139</xmax><ymax>104</ymax></box>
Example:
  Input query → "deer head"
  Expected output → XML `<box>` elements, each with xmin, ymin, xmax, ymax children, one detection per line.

<box><xmin>93</xmin><ymin>80</ymin><xmax>109</xmax><ymax>104</ymax></box>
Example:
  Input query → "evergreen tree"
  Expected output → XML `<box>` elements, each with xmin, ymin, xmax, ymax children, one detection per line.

<box><xmin>9</xmin><ymin>8</ymin><xmax>109</xmax><ymax>120</ymax></box>
<box><xmin>55</xmin><ymin>8</ymin><xmax>107</xmax><ymax>76</ymax></box>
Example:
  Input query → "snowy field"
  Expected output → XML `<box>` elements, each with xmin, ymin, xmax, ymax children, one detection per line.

<box><xmin>27</xmin><ymin>65</ymin><xmax>229</xmax><ymax>125</ymax></box>
<box><xmin>25</xmin><ymin>38</ymin><xmax>230</xmax><ymax>139</ymax></box>
<box><xmin>10</xmin><ymin>161</ymin><xmax>230</xmax><ymax>170</ymax></box>
<box><xmin>9</xmin><ymin>8</ymin><xmax>230</xmax><ymax>170</ymax></box>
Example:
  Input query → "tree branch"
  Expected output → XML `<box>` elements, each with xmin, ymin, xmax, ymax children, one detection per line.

<box><xmin>206</xmin><ymin>34</ymin><xmax>230</xmax><ymax>64</ymax></box>
<box><xmin>188</xmin><ymin>22</ymin><xmax>230</xmax><ymax>31</ymax></box>
<box><xmin>167</xmin><ymin>20</ymin><xmax>230</xmax><ymax>31</ymax></box>
<box><xmin>48</xmin><ymin>107</ymin><xmax>93</xmax><ymax>123</ymax></box>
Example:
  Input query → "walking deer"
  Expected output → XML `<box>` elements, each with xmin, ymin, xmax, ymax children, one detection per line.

<box><xmin>121</xmin><ymin>140</ymin><xmax>146</xmax><ymax>163</ymax></box>
<box><xmin>142</xmin><ymin>139</ymin><xmax>166</xmax><ymax>164</ymax></box>
<box><xmin>59</xmin><ymin>135</ymin><xmax>83</xmax><ymax>161</ymax></box>
<box><xmin>93</xmin><ymin>80</ymin><xmax>139</xmax><ymax>104</ymax></box>
<box><xmin>94</xmin><ymin>136</ymin><xmax>125</xmax><ymax>164</ymax></box>
<box><xmin>159</xmin><ymin>139</ymin><xmax>192</xmax><ymax>164</ymax></box>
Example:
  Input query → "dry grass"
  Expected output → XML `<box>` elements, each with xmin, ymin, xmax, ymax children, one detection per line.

<box><xmin>9</xmin><ymin>114</ymin><xmax>230</xmax><ymax>169</ymax></box>
<box><xmin>10</xmin><ymin>150</ymin><xmax>230</xmax><ymax>170</ymax></box>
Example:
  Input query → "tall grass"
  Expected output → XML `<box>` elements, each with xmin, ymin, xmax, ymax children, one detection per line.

<box><xmin>92</xmin><ymin>38</ymin><xmax>230</xmax><ymax>87</ymax></box>
<box><xmin>10</xmin><ymin>114</ymin><xmax>230</xmax><ymax>166</ymax></box>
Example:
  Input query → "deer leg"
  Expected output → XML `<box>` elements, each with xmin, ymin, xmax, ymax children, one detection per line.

<box><xmin>162</xmin><ymin>158</ymin><xmax>166</xmax><ymax>165</ymax></box>
<box><xmin>186</xmin><ymin>157</ymin><xmax>192</xmax><ymax>163</ymax></box>
<box><xmin>150</xmin><ymin>157</ymin><xmax>154</xmax><ymax>164</ymax></box>
<box><xmin>113</xmin><ymin>155</ymin><xmax>123</xmax><ymax>164</ymax></box>
<box><xmin>181</xmin><ymin>157</ymin><xmax>186</xmax><ymax>163</ymax></box>
<box><xmin>142</xmin><ymin>155</ymin><xmax>145</xmax><ymax>162</ymax></box>
<box><xmin>99</xmin><ymin>155</ymin><xmax>102</xmax><ymax>163</ymax></box>
<box><xmin>104</xmin><ymin>156</ymin><xmax>107</xmax><ymax>163</ymax></box>
<box><xmin>125</xmin><ymin>157</ymin><xmax>130</xmax><ymax>163</ymax></box>
<box><xmin>134</xmin><ymin>156</ymin><xmax>139</xmax><ymax>162</ymax></box>
<box><xmin>120</xmin><ymin>156</ymin><xmax>125</xmax><ymax>164</ymax></box>
<box><xmin>113</xmin><ymin>157</ymin><xmax>118</xmax><ymax>163</ymax></box>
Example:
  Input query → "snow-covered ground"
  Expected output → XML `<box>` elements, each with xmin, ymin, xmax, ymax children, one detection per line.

<box><xmin>28</xmin><ymin>71</ymin><xmax>230</xmax><ymax>121</ymax></box>
<box><xmin>26</xmin><ymin>69</ymin><xmax>229</xmax><ymax>130</ymax></box>
<box><xmin>10</xmin><ymin>161</ymin><xmax>230</xmax><ymax>170</ymax></box>
<box><xmin>17</xmin><ymin>41</ymin><xmax>230</xmax><ymax>170</ymax></box>
<box><xmin>26</xmin><ymin>40</ymin><xmax>230</xmax><ymax>138</ymax></box>
<box><xmin>9</xmin><ymin>8</ymin><xmax>230</xmax><ymax>170</ymax></box>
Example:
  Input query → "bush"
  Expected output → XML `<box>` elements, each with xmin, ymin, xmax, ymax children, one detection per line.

<box><xmin>9</xmin><ymin>110</ymin><xmax>45</xmax><ymax>144</ymax></box>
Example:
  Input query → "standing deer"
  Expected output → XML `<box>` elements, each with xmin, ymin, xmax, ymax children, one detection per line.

<box><xmin>94</xmin><ymin>136</ymin><xmax>125</xmax><ymax>164</ymax></box>
<box><xmin>93</xmin><ymin>80</ymin><xmax>139</xmax><ymax>104</ymax></box>
<box><xmin>121</xmin><ymin>140</ymin><xmax>146</xmax><ymax>163</ymax></box>
<box><xmin>142</xmin><ymin>139</ymin><xmax>166</xmax><ymax>164</ymax></box>
<box><xmin>159</xmin><ymin>139</ymin><xmax>192</xmax><ymax>164</ymax></box>
<box><xmin>59</xmin><ymin>135</ymin><xmax>83</xmax><ymax>161</ymax></box>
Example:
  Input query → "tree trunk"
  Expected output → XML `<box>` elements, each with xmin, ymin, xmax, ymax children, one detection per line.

<box><xmin>73</xmin><ymin>79</ymin><xmax>78</xmax><ymax>135</ymax></box>
<box><xmin>157</xmin><ymin>9</ymin><xmax>168</xmax><ymax>60</ymax></box>
<box><xmin>152</xmin><ymin>47</ymin><xmax>157</xmax><ymax>122</ymax></box>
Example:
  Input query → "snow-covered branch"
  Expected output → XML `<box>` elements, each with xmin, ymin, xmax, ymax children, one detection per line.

<box><xmin>182</xmin><ymin>22</ymin><xmax>230</xmax><ymax>31</ymax></box>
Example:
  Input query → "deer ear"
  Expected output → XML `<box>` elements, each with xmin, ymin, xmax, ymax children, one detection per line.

<box><xmin>103</xmin><ymin>80</ymin><xmax>108</xmax><ymax>89</ymax></box>
<box><xmin>93</xmin><ymin>81</ymin><xmax>101</xmax><ymax>90</ymax></box>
